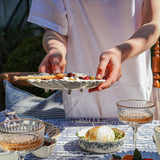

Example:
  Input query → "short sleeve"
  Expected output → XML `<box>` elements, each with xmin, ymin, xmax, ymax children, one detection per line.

<box><xmin>28</xmin><ymin>0</ymin><xmax>68</xmax><ymax>35</ymax></box>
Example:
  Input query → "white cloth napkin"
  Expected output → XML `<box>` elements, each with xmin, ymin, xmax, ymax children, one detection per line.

<box><xmin>0</xmin><ymin>109</ymin><xmax>19</xmax><ymax>123</ymax></box>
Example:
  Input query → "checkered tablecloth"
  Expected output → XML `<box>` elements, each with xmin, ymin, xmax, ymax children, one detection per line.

<box><xmin>25</xmin><ymin>118</ymin><xmax>160</xmax><ymax>160</ymax></box>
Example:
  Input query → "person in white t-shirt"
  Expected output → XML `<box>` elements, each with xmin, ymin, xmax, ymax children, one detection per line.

<box><xmin>28</xmin><ymin>0</ymin><xmax>160</xmax><ymax>118</ymax></box>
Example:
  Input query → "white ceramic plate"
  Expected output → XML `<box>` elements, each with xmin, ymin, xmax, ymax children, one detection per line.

<box><xmin>27</xmin><ymin>73</ymin><xmax>105</xmax><ymax>90</ymax></box>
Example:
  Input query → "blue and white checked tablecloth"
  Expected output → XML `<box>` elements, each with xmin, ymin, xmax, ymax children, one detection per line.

<box><xmin>25</xmin><ymin>118</ymin><xmax>160</xmax><ymax>160</ymax></box>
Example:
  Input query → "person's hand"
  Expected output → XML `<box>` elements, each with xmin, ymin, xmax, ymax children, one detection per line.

<box><xmin>89</xmin><ymin>48</ymin><xmax>122</xmax><ymax>92</ymax></box>
<box><xmin>38</xmin><ymin>52</ymin><xmax>66</xmax><ymax>74</ymax></box>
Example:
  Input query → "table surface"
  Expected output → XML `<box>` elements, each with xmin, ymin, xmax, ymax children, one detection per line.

<box><xmin>25</xmin><ymin>118</ymin><xmax>160</xmax><ymax>160</ymax></box>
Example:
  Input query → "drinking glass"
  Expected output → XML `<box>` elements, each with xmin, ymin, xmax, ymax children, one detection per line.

<box><xmin>117</xmin><ymin>99</ymin><xmax>155</xmax><ymax>150</ymax></box>
<box><xmin>0</xmin><ymin>119</ymin><xmax>45</xmax><ymax>160</ymax></box>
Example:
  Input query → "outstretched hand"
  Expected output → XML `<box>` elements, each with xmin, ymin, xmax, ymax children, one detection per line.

<box><xmin>89</xmin><ymin>47</ymin><xmax>122</xmax><ymax>92</ymax></box>
<box><xmin>38</xmin><ymin>52</ymin><xmax>66</xmax><ymax>74</ymax></box>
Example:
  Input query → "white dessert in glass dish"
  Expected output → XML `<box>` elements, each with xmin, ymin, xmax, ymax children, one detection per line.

<box><xmin>76</xmin><ymin>125</ymin><xmax>126</xmax><ymax>153</ymax></box>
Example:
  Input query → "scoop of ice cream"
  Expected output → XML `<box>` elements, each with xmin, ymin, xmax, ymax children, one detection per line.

<box><xmin>85</xmin><ymin>125</ymin><xmax>115</xmax><ymax>142</ymax></box>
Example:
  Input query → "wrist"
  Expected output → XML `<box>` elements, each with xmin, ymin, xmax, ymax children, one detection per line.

<box><xmin>116</xmin><ymin>43</ymin><xmax>132</xmax><ymax>62</ymax></box>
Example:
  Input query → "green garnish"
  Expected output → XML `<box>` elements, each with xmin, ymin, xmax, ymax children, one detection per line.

<box><xmin>112</xmin><ymin>128</ymin><xmax>125</xmax><ymax>140</ymax></box>
<box><xmin>112</xmin><ymin>154</ymin><xmax>121</xmax><ymax>159</ymax></box>
<box><xmin>133</xmin><ymin>148</ymin><xmax>142</xmax><ymax>160</ymax></box>
<box><xmin>76</xmin><ymin>132</ymin><xmax>85</xmax><ymax>138</ymax></box>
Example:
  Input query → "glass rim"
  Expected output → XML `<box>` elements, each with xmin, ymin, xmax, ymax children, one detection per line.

<box><xmin>116</xmin><ymin>99</ymin><xmax>155</xmax><ymax>109</ymax></box>
<box><xmin>0</xmin><ymin>118</ymin><xmax>45</xmax><ymax>134</ymax></box>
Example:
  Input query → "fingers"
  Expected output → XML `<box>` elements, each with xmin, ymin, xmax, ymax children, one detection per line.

<box><xmin>98</xmin><ymin>66</ymin><xmax>121</xmax><ymax>90</ymax></box>
<box><xmin>96</xmin><ymin>54</ymin><xmax>110</xmax><ymax>79</ymax></box>
<box><xmin>39</xmin><ymin>53</ymin><xmax>66</xmax><ymax>74</ymax></box>
<box><xmin>39</xmin><ymin>59</ymin><xmax>52</xmax><ymax>73</ymax></box>
<box><xmin>51</xmin><ymin>62</ymin><xmax>61</xmax><ymax>74</ymax></box>
<box><xmin>89</xmin><ymin>51</ymin><xmax>122</xmax><ymax>93</ymax></box>
<box><xmin>88</xmin><ymin>86</ymin><xmax>101</xmax><ymax>92</ymax></box>
<box><xmin>50</xmin><ymin>53</ymin><xmax>66</xmax><ymax>74</ymax></box>
<box><xmin>89</xmin><ymin>67</ymin><xmax>121</xmax><ymax>93</ymax></box>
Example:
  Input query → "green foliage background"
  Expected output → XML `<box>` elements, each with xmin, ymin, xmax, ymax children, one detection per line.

<box><xmin>0</xmin><ymin>34</ymin><xmax>53</xmax><ymax>109</ymax></box>
<box><xmin>1</xmin><ymin>35</ymin><xmax>45</xmax><ymax>72</ymax></box>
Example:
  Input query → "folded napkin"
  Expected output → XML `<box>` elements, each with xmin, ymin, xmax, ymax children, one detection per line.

<box><xmin>0</xmin><ymin>109</ymin><xmax>19</xmax><ymax>123</ymax></box>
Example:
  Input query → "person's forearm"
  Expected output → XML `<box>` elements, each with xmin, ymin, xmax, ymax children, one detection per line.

<box><xmin>115</xmin><ymin>0</ymin><xmax>160</xmax><ymax>62</ymax></box>
<box><xmin>42</xmin><ymin>29</ymin><xmax>67</xmax><ymax>57</ymax></box>
<box><xmin>117</xmin><ymin>22</ymin><xmax>160</xmax><ymax>62</ymax></box>
<box><xmin>38</xmin><ymin>29</ymin><xmax>67</xmax><ymax>74</ymax></box>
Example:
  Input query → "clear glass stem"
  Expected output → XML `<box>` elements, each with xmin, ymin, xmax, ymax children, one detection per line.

<box><xmin>132</xmin><ymin>126</ymin><xmax>138</xmax><ymax>150</ymax></box>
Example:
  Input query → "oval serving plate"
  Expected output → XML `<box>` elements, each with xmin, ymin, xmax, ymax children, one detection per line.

<box><xmin>27</xmin><ymin>73</ymin><xmax>105</xmax><ymax>90</ymax></box>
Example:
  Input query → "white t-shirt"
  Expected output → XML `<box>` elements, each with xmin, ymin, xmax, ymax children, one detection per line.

<box><xmin>28</xmin><ymin>0</ymin><xmax>153</xmax><ymax>118</ymax></box>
